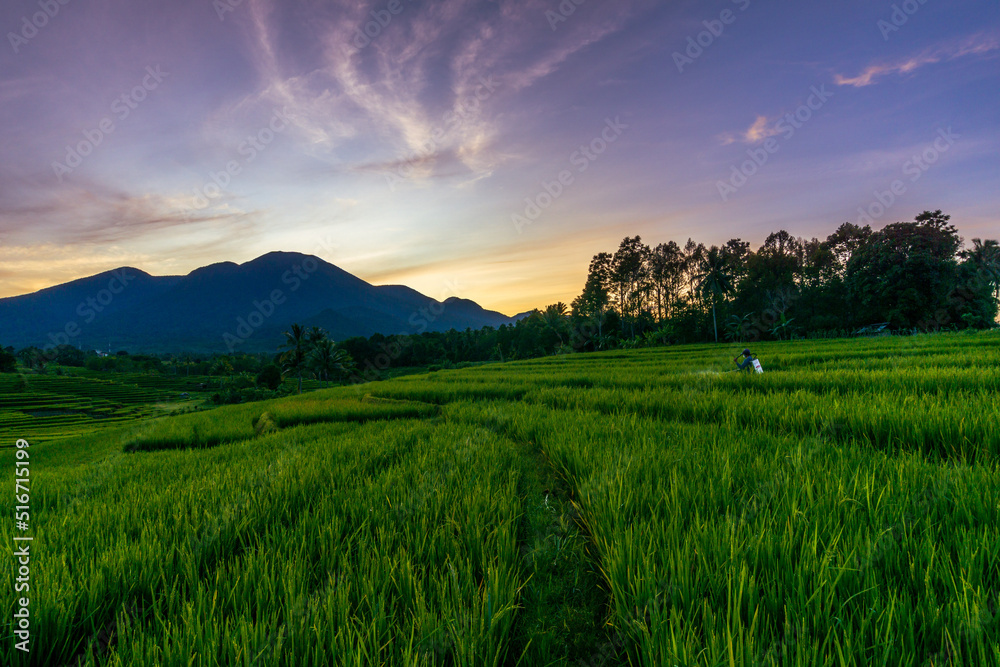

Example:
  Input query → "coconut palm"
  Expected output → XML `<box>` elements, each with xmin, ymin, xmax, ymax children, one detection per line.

<box><xmin>306</xmin><ymin>326</ymin><xmax>327</xmax><ymax>346</ymax></box>
<box><xmin>695</xmin><ymin>246</ymin><xmax>735</xmax><ymax>343</ymax></box>
<box><xmin>542</xmin><ymin>302</ymin><xmax>569</xmax><ymax>345</ymax></box>
<box><xmin>280</xmin><ymin>323</ymin><xmax>308</xmax><ymax>393</ymax></box>
<box><xmin>960</xmin><ymin>238</ymin><xmax>1000</xmax><ymax>302</ymax></box>
<box><xmin>308</xmin><ymin>339</ymin><xmax>355</xmax><ymax>387</ymax></box>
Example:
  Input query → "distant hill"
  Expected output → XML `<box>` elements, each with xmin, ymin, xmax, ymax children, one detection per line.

<box><xmin>0</xmin><ymin>252</ymin><xmax>523</xmax><ymax>354</ymax></box>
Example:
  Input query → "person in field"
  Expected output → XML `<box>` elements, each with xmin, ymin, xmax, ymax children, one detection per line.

<box><xmin>733</xmin><ymin>348</ymin><xmax>756</xmax><ymax>372</ymax></box>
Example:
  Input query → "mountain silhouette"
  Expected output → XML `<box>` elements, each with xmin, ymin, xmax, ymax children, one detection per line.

<box><xmin>0</xmin><ymin>252</ymin><xmax>519</xmax><ymax>354</ymax></box>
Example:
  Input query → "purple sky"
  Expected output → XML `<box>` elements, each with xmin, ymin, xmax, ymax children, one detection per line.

<box><xmin>1</xmin><ymin>0</ymin><xmax>998</xmax><ymax>314</ymax></box>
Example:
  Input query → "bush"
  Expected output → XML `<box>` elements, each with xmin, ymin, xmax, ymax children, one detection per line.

<box><xmin>0</xmin><ymin>347</ymin><xmax>16</xmax><ymax>373</ymax></box>
<box><xmin>256</xmin><ymin>364</ymin><xmax>283</xmax><ymax>391</ymax></box>
<box><xmin>253</xmin><ymin>412</ymin><xmax>278</xmax><ymax>436</ymax></box>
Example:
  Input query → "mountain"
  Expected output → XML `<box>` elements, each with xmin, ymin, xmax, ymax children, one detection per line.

<box><xmin>0</xmin><ymin>252</ymin><xmax>521</xmax><ymax>354</ymax></box>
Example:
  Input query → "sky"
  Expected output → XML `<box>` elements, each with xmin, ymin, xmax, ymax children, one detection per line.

<box><xmin>1</xmin><ymin>0</ymin><xmax>998</xmax><ymax>315</ymax></box>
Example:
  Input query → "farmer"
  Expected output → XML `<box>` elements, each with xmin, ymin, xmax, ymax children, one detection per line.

<box><xmin>733</xmin><ymin>348</ymin><xmax>756</xmax><ymax>372</ymax></box>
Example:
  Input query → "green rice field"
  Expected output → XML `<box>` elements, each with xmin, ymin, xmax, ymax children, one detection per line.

<box><xmin>0</xmin><ymin>370</ymin><xmax>329</xmax><ymax>443</ymax></box>
<box><xmin>2</xmin><ymin>331</ymin><xmax>999</xmax><ymax>665</ymax></box>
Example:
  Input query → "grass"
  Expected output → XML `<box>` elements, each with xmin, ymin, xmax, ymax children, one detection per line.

<box><xmin>1</xmin><ymin>331</ymin><xmax>999</xmax><ymax>666</ymax></box>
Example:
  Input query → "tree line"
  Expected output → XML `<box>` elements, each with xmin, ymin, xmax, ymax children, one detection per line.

<box><xmin>568</xmin><ymin>210</ymin><xmax>998</xmax><ymax>346</ymax></box>
<box><xmin>5</xmin><ymin>210</ymin><xmax>997</xmax><ymax>385</ymax></box>
<box><xmin>339</xmin><ymin>210</ymin><xmax>999</xmax><ymax>372</ymax></box>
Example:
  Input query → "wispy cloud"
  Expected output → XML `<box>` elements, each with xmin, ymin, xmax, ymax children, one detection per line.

<box><xmin>0</xmin><ymin>177</ymin><xmax>260</xmax><ymax>297</ymax></box>
<box><xmin>720</xmin><ymin>115</ymin><xmax>784</xmax><ymax>145</ymax></box>
<box><xmin>218</xmin><ymin>0</ymin><xmax>637</xmax><ymax>182</ymax></box>
<box><xmin>835</xmin><ymin>32</ymin><xmax>1000</xmax><ymax>87</ymax></box>
<box><xmin>0</xmin><ymin>177</ymin><xmax>255</xmax><ymax>247</ymax></box>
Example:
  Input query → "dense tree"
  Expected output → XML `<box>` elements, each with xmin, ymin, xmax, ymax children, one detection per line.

<box><xmin>0</xmin><ymin>346</ymin><xmax>16</xmax><ymax>373</ymax></box>
<box><xmin>559</xmin><ymin>211</ymin><xmax>996</xmax><ymax>345</ymax></box>
<box><xmin>824</xmin><ymin>222</ymin><xmax>872</xmax><ymax>276</ymax></box>
<box><xmin>610</xmin><ymin>236</ymin><xmax>650</xmax><ymax>332</ymax></box>
<box><xmin>16</xmin><ymin>347</ymin><xmax>47</xmax><ymax>372</ymax></box>
<box><xmin>681</xmin><ymin>239</ymin><xmax>706</xmax><ymax>296</ymax></box>
<box><xmin>846</xmin><ymin>212</ymin><xmax>962</xmax><ymax>329</ymax></box>
<box><xmin>946</xmin><ymin>238</ymin><xmax>1000</xmax><ymax>329</ymax></box>
<box><xmin>758</xmin><ymin>230</ymin><xmax>803</xmax><ymax>286</ymax></box>
<box><xmin>797</xmin><ymin>238</ymin><xmax>830</xmax><ymax>287</ymax></box>
<box><xmin>572</xmin><ymin>253</ymin><xmax>612</xmax><ymax>338</ymax></box>
<box><xmin>721</xmin><ymin>239</ymin><xmax>751</xmax><ymax>286</ymax></box>
<box><xmin>646</xmin><ymin>241</ymin><xmax>686</xmax><ymax>320</ymax></box>
<box><xmin>210</xmin><ymin>358</ymin><xmax>234</xmax><ymax>377</ymax></box>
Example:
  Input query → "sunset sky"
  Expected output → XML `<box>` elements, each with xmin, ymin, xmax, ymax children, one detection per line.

<box><xmin>1</xmin><ymin>0</ymin><xmax>998</xmax><ymax>315</ymax></box>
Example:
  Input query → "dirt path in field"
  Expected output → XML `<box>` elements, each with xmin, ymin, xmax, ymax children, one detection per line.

<box><xmin>499</xmin><ymin>431</ymin><xmax>622</xmax><ymax>666</ymax></box>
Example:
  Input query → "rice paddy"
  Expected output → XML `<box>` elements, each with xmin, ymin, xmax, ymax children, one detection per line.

<box><xmin>1</xmin><ymin>331</ymin><xmax>998</xmax><ymax>665</ymax></box>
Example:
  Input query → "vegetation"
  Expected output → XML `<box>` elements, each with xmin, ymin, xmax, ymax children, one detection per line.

<box><xmin>0</xmin><ymin>325</ymin><xmax>360</xmax><ymax>427</ymax></box>
<box><xmin>2</xmin><ymin>331</ymin><xmax>998</xmax><ymax>665</ymax></box>
<box><xmin>334</xmin><ymin>211</ymin><xmax>998</xmax><ymax>375</ymax></box>
<box><xmin>0</xmin><ymin>363</ymin><xmax>339</xmax><ymax>445</ymax></box>
<box><xmin>571</xmin><ymin>211</ymin><xmax>997</xmax><ymax>342</ymax></box>
<box><xmin>0</xmin><ymin>346</ymin><xmax>16</xmax><ymax>373</ymax></box>
<box><xmin>6</xmin><ymin>212</ymin><xmax>996</xmax><ymax>388</ymax></box>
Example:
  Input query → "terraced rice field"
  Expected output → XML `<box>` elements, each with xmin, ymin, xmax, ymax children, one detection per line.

<box><xmin>2</xmin><ymin>332</ymin><xmax>998</xmax><ymax>666</ymax></box>
<box><xmin>0</xmin><ymin>371</ymin><xmax>331</xmax><ymax>444</ymax></box>
<box><xmin>0</xmin><ymin>373</ymin><xmax>211</xmax><ymax>443</ymax></box>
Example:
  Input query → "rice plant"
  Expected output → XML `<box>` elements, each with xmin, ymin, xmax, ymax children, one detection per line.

<box><xmin>2</xmin><ymin>331</ymin><xmax>998</xmax><ymax>665</ymax></box>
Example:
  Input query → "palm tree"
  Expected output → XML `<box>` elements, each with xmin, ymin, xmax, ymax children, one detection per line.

<box><xmin>306</xmin><ymin>326</ymin><xmax>327</xmax><ymax>346</ymax></box>
<box><xmin>695</xmin><ymin>246</ymin><xmax>735</xmax><ymax>343</ymax></box>
<box><xmin>961</xmin><ymin>238</ymin><xmax>1000</xmax><ymax>303</ymax></box>
<box><xmin>308</xmin><ymin>339</ymin><xmax>355</xmax><ymax>387</ymax></box>
<box><xmin>280</xmin><ymin>323</ymin><xmax>308</xmax><ymax>393</ymax></box>
<box><xmin>542</xmin><ymin>302</ymin><xmax>569</xmax><ymax>345</ymax></box>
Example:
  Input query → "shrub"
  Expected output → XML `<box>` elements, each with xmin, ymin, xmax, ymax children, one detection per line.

<box><xmin>256</xmin><ymin>364</ymin><xmax>283</xmax><ymax>391</ymax></box>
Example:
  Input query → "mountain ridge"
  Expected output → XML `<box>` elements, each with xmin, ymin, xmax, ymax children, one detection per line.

<box><xmin>0</xmin><ymin>252</ymin><xmax>524</xmax><ymax>354</ymax></box>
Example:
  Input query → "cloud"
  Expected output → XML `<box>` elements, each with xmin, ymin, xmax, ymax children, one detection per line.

<box><xmin>216</xmin><ymin>0</ymin><xmax>638</xmax><ymax>183</ymax></box>
<box><xmin>0</xmin><ymin>178</ymin><xmax>263</xmax><ymax>298</ymax></box>
<box><xmin>351</xmin><ymin>150</ymin><xmax>459</xmax><ymax>177</ymax></box>
<box><xmin>835</xmin><ymin>32</ymin><xmax>1000</xmax><ymax>87</ymax></box>
<box><xmin>0</xmin><ymin>177</ymin><xmax>255</xmax><ymax>247</ymax></box>
<box><xmin>720</xmin><ymin>115</ymin><xmax>784</xmax><ymax>145</ymax></box>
